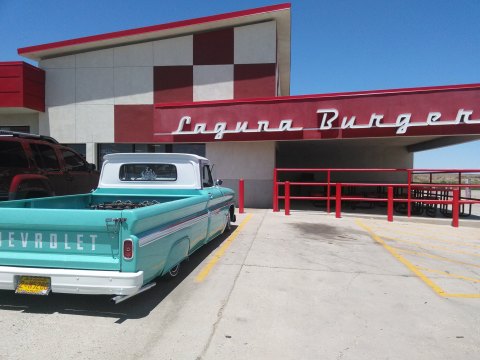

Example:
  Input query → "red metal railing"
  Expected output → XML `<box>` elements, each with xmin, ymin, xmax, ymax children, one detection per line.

<box><xmin>273</xmin><ymin>168</ymin><xmax>480</xmax><ymax>228</ymax></box>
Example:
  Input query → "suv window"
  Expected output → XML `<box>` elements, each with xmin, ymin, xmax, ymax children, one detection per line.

<box><xmin>62</xmin><ymin>149</ymin><xmax>88</xmax><ymax>171</ymax></box>
<box><xmin>31</xmin><ymin>144</ymin><xmax>60</xmax><ymax>171</ymax></box>
<box><xmin>0</xmin><ymin>141</ymin><xmax>28</xmax><ymax>168</ymax></box>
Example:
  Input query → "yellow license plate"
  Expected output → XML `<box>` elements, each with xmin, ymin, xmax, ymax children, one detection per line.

<box><xmin>16</xmin><ymin>276</ymin><xmax>51</xmax><ymax>295</ymax></box>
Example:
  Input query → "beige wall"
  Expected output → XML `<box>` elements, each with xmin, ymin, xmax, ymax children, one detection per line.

<box><xmin>207</xmin><ymin>141</ymin><xmax>275</xmax><ymax>208</ymax></box>
<box><xmin>38</xmin><ymin>21</ymin><xmax>278</xmax><ymax>165</ymax></box>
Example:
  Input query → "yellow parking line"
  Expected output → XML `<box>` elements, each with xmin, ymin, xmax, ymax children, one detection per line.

<box><xmin>441</xmin><ymin>293</ymin><xmax>480</xmax><ymax>299</ymax></box>
<box><xmin>417</xmin><ymin>266</ymin><xmax>480</xmax><ymax>284</ymax></box>
<box><xmin>357</xmin><ymin>219</ymin><xmax>480</xmax><ymax>299</ymax></box>
<box><xmin>369</xmin><ymin>224</ymin><xmax>480</xmax><ymax>249</ymax></box>
<box><xmin>394</xmin><ymin>247</ymin><xmax>480</xmax><ymax>269</ymax></box>
<box><xmin>355</xmin><ymin>219</ymin><xmax>446</xmax><ymax>297</ymax></box>
<box><xmin>195</xmin><ymin>214</ymin><xmax>253</xmax><ymax>283</ymax></box>
<box><xmin>380</xmin><ymin>235</ymin><xmax>480</xmax><ymax>258</ymax></box>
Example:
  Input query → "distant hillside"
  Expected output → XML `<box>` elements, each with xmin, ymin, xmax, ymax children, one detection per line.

<box><xmin>413</xmin><ymin>173</ymin><xmax>480</xmax><ymax>184</ymax></box>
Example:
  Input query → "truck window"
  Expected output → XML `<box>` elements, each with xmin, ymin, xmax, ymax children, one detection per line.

<box><xmin>119</xmin><ymin>164</ymin><xmax>177</xmax><ymax>181</ymax></box>
<box><xmin>0</xmin><ymin>141</ymin><xmax>28</xmax><ymax>168</ymax></box>
<box><xmin>202</xmin><ymin>165</ymin><xmax>214</xmax><ymax>188</ymax></box>
<box><xmin>62</xmin><ymin>149</ymin><xmax>88</xmax><ymax>171</ymax></box>
<box><xmin>30</xmin><ymin>144</ymin><xmax>60</xmax><ymax>171</ymax></box>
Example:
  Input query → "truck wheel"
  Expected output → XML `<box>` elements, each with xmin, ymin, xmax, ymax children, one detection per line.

<box><xmin>167</xmin><ymin>263</ymin><xmax>181</xmax><ymax>278</ymax></box>
<box><xmin>224</xmin><ymin>214</ymin><xmax>232</xmax><ymax>233</ymax></box>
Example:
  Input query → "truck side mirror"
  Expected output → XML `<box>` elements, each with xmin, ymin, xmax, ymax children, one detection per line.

<box><xmin>215</xmin><ymin>179</ymin><xmax>223</xmax><ymax>186</ymax></box>
<box><xmin>88</xmin><ymin>163</ymin><xmax>96</xmax><ymax>171</ymax></box>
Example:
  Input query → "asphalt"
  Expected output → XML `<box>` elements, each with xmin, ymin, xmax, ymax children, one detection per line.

<box><xmin>0</xmin><ymin>208</ymin><xmax>479</xmax><ymax>359</ymax></box>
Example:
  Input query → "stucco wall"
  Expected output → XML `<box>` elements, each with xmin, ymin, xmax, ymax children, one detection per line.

<box><xmin>206</xmin><ymin>141</ymin><xmax>275</xmax><ymax>208</ymax></box>
<box><xmin>38</xmin><ymin>21</ymin><xmax>278</xmax><ymax>164</ymax></box>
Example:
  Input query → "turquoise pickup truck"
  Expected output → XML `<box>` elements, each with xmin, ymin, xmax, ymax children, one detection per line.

<box><xmin>0</xmin><ymin>153</ymin><xmax>236</xmax><ymax>303</ymax></box>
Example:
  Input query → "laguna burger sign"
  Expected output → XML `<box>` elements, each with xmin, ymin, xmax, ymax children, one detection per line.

<box><xmin>152</xmin><ymin>85</ymin><xmax>480</xmax><ymax>142</ymax></box>
<box><xmin>166</xmin><ymin>108</ymin><xmax>479</xmax><ymax>139</ymax></box>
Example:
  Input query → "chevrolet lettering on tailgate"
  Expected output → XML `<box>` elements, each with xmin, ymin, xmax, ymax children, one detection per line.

<box><xmin>0</xmin><ymin>232</ymin><xmax>98</xmax><ymax>251</ymax></box>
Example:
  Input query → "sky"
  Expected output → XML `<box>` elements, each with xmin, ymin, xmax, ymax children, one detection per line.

<box><xmin>1</xmin><ymin>0</ymin><xmax>479</xmax><ymax>168</ymax></box>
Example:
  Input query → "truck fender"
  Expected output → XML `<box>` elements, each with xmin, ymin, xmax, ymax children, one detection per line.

<box><xmin>162</xmin><ymin>236</ymin><xmax>190</xmax><ymax>276</ymax></box>
<box><xmin>8</xmin><ymin>174</ymin><xmax>54</xmax><ymax>200</ymax></box>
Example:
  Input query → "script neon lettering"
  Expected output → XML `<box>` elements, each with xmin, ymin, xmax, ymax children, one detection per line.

<box><xmin>172</xmin><ymin>117</ymin><xmax>304</xmax><ymax>140</ymax></box>
<box><xmin>314</xmin><ymin>108</ymin><xmax>478</xmax><ymax>135</ymax></box>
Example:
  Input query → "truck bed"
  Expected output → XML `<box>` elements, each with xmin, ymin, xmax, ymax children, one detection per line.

<box><xmin>0</xmin><ymin>188</ymin><xmax>210</xmax><ymax>272</ymax></box>
<box><xmin>0</xmin><ymin>190</ymin><xmax>196</xmax><ymax>210</ymax></box>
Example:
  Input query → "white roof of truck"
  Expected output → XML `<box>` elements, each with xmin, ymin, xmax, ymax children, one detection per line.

<box><xmin>99</xmin><ymin>153</ymin><xmax>208</xmax><ymax>189</ymax></box>
<box><xmin>103</xmin><ymin>153</ymin><xmax>208</xmax><ymax>163</ymax></box>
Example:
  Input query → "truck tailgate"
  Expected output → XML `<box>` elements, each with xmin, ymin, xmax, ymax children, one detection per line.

<box><xmin>0</xmin><ymin>208</ymin><xmax>121</xmax><ymax>271</ymax></box>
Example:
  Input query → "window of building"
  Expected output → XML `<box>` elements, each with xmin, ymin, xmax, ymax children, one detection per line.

<box><xmin>172</xmin><ymin>144</ymin><xmax>206</xmax><ymax>156</ymax></box>
<box><xmin>62</xmin><ymin>144</ymin><xmax>87</xmax><ymax>158</ymax></box>
<box><xmin>0</xmin><ymin>126</ymin><xmax>30</xmax><ymax>133</ymax></box>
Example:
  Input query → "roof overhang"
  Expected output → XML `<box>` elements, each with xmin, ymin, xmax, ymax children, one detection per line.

<box><xmin>18</xmin><ymin>3</ymin><xmax>292</xmax><ymax>95</ymax></box>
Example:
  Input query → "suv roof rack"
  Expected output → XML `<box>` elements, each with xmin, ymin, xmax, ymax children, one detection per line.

<box><xmin>0</xmin><ymin>130</ymin><xmax>59</xmax><ymax>144</ymax></box>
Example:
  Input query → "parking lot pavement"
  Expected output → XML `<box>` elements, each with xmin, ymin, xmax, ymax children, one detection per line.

<box><xmin>1</xmin><ymin>209</ymin><xmax>480</xmax><ymax>360</ymax></box>
<box><xmin>357</xmin><ymin>218</ymin><xmax>480</xmax><ymax>298</ymax></box>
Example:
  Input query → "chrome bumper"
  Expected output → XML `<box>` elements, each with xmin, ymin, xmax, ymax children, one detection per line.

<box><xmin>0</xmin><ymin>266</ymin><xmax>143</xmax><ymax>295</ymax></box>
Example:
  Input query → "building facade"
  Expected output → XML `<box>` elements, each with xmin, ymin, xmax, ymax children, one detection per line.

<box><xmin>1</xmin><ymin>4</ymin><xmax>480</xmax><ymax>207</ymax></box>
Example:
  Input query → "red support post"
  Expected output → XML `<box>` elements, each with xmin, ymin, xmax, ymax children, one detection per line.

<box><xmin>273</xmin><ymin>169</ymin><xmax>279</xmax><ymax>212</ymax></box>
<box><xmin>452</xmin><ymin>188</ymin><xmax>459</xmax><ymax>228</ymax></box>
<box><xmin>407</xmin><ymin>170</ymin><xmax>412</xmax><ymax>217</ymax></box>
<box><xmin>327</xmin><ymin>170</ymin><xmax>331</xmax><ymax>214</ymax></box>
<box><xmin>285</xmin><ymin>181</ymin><xmax>290</xmax><ymax>216</ymax></box>
<box><xmin>239</xmin><ymin>179</ymin><xmax>245</xmax><ymax>214</ymax></box>
<box><xmin>387</xmin><ymin>186</ymin><xmax>394</xmax><ymax>222</ymax></box>
<box><xmin>335</xmin><ymin>183</ymin><xmax>341</xmax><ymax>218</ymax></box>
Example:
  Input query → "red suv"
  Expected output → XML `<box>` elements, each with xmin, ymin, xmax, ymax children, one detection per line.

<box><xmin>0</xmin><ymin>131</ymin><xmax>99</xmax><ymax>201</ymax></box>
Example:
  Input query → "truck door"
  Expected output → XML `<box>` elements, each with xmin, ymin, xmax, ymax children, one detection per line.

<box><xmin>202</xmin><ymin>164</ymin><xmax>225</xmax><ymax>240</ymax></box>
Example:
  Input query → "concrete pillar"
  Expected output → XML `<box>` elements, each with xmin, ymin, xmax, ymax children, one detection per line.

<box><xmin>206</xmin><ymin>141</ymin><xmax>275</xmax><ymax>208</ymax></box>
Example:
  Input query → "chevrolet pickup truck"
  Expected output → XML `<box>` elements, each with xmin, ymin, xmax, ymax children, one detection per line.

<box><xmin>0</xmin><ymin>153</ymin><xmax>236</xmax><ymax>303</ymax></box>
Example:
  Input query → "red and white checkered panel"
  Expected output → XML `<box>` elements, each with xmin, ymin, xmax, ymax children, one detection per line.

<box><xmin>153</xmin><ymin>21</ymin><xmax>277</xmax><ymax>103</ymax></box>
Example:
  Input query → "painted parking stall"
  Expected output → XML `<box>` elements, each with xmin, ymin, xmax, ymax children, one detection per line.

<box><xmin>357</xmin><ymin>219</ymin><xmax>480</xmax><ymax>298</ymax></box>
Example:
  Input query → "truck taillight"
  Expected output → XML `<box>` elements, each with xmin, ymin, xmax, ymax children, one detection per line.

<box><xmin>123</xmin><ymin>239</ymin><xmax>133</xmax><ymax>259</ymax></box>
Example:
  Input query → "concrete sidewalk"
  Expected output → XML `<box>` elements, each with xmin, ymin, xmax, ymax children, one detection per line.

<box><xmin>0</xmin><ymin>209</ymin><xmax>479</xmax><ymax>360</ymax></box>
